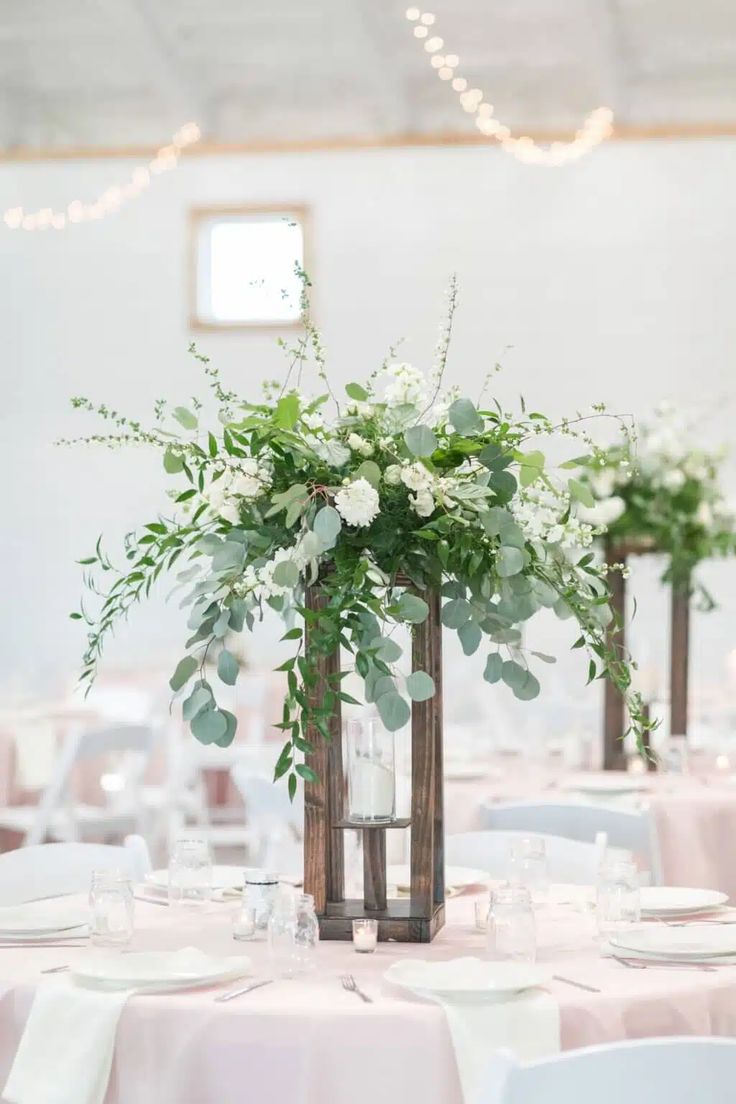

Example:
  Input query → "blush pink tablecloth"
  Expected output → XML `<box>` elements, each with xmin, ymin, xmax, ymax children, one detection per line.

<box><xmin>445</xmin><ymin>766</ymin><xmax>736</xmax><ymax>900</ymax></box>
<box><xmin>2</xmin><ymin>894</ymin><xmax>736</xmax><ymax>1104</ymax></box>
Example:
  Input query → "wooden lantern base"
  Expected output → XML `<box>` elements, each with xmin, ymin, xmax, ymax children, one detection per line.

<box><xmin>302</xmin><ymin>579</ymin><xmax>445</xmax><ymax>942</ymax></box>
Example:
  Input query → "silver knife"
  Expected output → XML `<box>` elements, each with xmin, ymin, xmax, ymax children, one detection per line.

<box><xmin>215</xmin><ymin>978</ymin><xmax>274</xmax><ymax>1003</ymax></box>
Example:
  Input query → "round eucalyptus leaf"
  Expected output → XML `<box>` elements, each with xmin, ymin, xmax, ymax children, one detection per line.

<box><xmin>497</xmin><ymin>546</ymin><xmax>524</xmax><ymax>578</ymax></box>
<box><xmin>214</xmin><ymin>709</ymin><xmax>238</xmax><ymax>747</ymax></box>
<box><xmin>398</xmin><ymin>593</ymin><xmax>429</xmax><ymax>624</ymax></box>
<box><xmin>182</xmin><ymin>683</ymin><xmax>212</xmax><ymax>721</ymax></box>
<box><xmin>163</xmin><ymin>448</ymin><xmax>184</xmax><ymax>474</ymax></box>
<box><xmin>489</xmin><ymin>470</ymin><xmax>518</xmax><ymax>501</ymax></box>
<box><xmin>448</xmin><ymin>398</ymin><xmax>484</xmax><ymax>435</ymax></box>
<box><xmin>458</xmin><ymin>619</ymin><xmax>482</xmax><ymax>656</ymax></box>
<box><xmin>354</xmin><ymin>460</ymin><xmax>382</xmax><ymax>489</ymax></box>
<box><xmin>376</xmin><ymin>690</ymin><xmax>411</xmax><ymax>732</ymax></box>
<box><xmin>273</xmin><ymin>559</ymin><xmax>300</xmax><ymax>588</ymax></box>
<box><xmin>374</xmin><ymin>636</ymin><xmax>402</xmax><ymax>663</ymax></box>
<box><xmin>554</xmin><ymin>597</ymin><xmax>574</xmax><ymax>620</ymax></box>
<box><xmin>406</xmin><ymin>670</ymin><xmax>436</xmax><ymax>702</ymax></box>
<box><xmin>480</xmin><ymin>507</ymin><xmax>513</xmax><ymax>536</ymax></box>
<box><xmin>499</xmin><ymin>522</ymin><xmax>526</xmax><ymax>550</ymax></box>
<box><xmin>483</xmin><ymin>653</ymin><xmax>503</xmax><ymax>684</ymax></box>
<box><xmin>217</xmin><ymin>648</ymin><xmax>239</xmax><ymax>686</ymax></box>
<box><xmin>371</xmin><ymin>675</ymin><xmax>396</xmax><ymax>702</ymax></box>
<box><xmin>501</xmin><ymin>659</ymin><xmax>527</xmax><ymax>690</ymax></box>
<box><xmin>191</xmin><ymin>707</ymin><xmax>228</xmax><ymax>745</ymax></box>
<box><xmin>513</xmin><ymin>670</ymin><xmax>541</xmax><ymax>701</ymax></box>
<box><xmin>313</xmin><ymin>506</ymin><xmax>342</xmax><ymax>546</ymax></box>
<box><xmin>441</xmin><ymin>597</ymin><xmax>472</xmax><ymax>629</ymax></box>
<box><xmin>404</xmin><ymin>425</ymin><xmax>438</xmax><ymax>457</ymax></box>
<box><xmin>169</xmin><ymin>655</ymin><xmax>198</xmax><ymax>692</ymax></box>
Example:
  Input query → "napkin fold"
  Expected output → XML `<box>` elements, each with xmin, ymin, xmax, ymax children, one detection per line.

<box><xmin>3</xmin><ymin>979</ymin><xmax>132</xmax><ymax>1104</ymax></box>
<box><xmin>434</xmin><ymin>989</ymin><xmax>560</xmax><ymax>1104</ymax></box>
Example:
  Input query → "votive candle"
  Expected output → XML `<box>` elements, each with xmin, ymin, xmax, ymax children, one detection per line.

<box><xmin>352</xmin><ymin>918</ymin><xmax>378</xmax><ymax>953</ymax></box>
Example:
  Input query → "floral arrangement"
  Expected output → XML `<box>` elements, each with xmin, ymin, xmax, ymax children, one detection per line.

<box><xmin>65</xmin><ymin>275</ymin><xmax>650</xmax><ymax>795</ymax></box>
<box><xmin>571</xmin><ymin>401</ymin><xmax>735</xmax><ymax>605</ymax></box>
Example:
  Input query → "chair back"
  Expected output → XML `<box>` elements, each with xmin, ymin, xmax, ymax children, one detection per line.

<box><xmin>481</xmin><ymin>1037</ymin><xmax>736</xmax><ymax>1104</ymax></box>
<box><xmin>479</xmin><ymin>802</ymin><xmax>663</xmax><ymax>884</ymax></box>
<box><xmin>0</xmin><ymin>835</ymin><xmax>152</xmax><ymax>905</ymax></box>
<box><xmin>445</xmin><ymin>830</ymin><xmax>605</xmax><ymax>884</ymax></box>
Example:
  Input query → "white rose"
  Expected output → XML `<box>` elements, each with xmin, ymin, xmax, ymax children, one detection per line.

<box><xmin>401</xmin><ymin>462</ymin><xmax>433</xmax><ymax>493</ymax></box>
<box><xmin>411</xmin><ymin>489</ymin><xmax>435</xmax><ymax>518</ymax></box>
<box><xmin>576</xmin><ymin>496</ymin><xmax>626</xmax><ymax>527</ymax></box>
<box><xmin>661</xmin><ymin>469</ymin><xmax>686</xmax><ymax>492</ymax></box>
<box><xmin>383</xmin><ymin>464</ymin><xmax>402</xmax><ymax>486</ymax></box>
<box><xmin>347</xmin><ymin>433</ymin><xmax>374</xmax><ymax>457</ymax></box>
<box><xmin>219</xmin><ymin>500</ymin><xmax>241</xmax><ymax>525</ymax></box>
<box><xmin>334</xmin><ymin>478</ymin><xmax>380</xmax><ymax>527</ymax></box>
<box><xmin>302</xmin><ymin>411</ymin><xmax>323</xmax><ymax>431</ymax></box>
<box><xmin>590</xmin><ymin>469</ymin><xmax>616</xmax><ymax>499</ymax></box>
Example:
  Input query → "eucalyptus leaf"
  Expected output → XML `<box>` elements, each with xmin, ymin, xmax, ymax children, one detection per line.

<box><xmin>405</xmin><ymin>425</ymin><xmax>438</xmax><ymax>457</ymax></box>
<box><xmin>483</xmin><ymin>653</ymin><xmax>503</xmax><ymax>684</ymax></box>
<box><xmin>480</xmin><ymin>507</ymin><xmax>513</xmax><ymax>536</ymax></box>
<box><xmin>345</xmin><ymin>382</ymin><xmax>369</xmax><ymax>402</ymax></box>
<box><xmin>398</xmin><ymin>593</ymin><xmax>429</xmax><ymax>624</ymax></box>
<box><xmin>169</xmin><ymin>655</ymin><xmax>198</xmax><ymax>692</ymax></box>
<box><xmin>374</xmin><ymin>636</ymin><xmax>402</xmax><ymax>663</ymax></box>
<box><xmin>191</xmin><ymin>707</ymin><xmax>228</xmax><ymax>745</ymax></box>
<box><xmin>217</xmin><ymin>648</ymin><xmax>239</xmax><ymax>686</ymax></box>
<box><xmin>228</xmin><ymin>598</ymin><xmax>247</xmax><ymax>632</ymax></box>
<box><xmin>531</xmin><ymin>651</ymin><xmax>557</xmax><ymax>664</ymax></box>
<box><xmin>163</xmin><ymin>448</ymin><xmax>183</xmax><ymax>474</ymax></box>
<box><xmin>406</xmin><ymin>670</ymin><xmax>436</xmax><ymax>701</ymax></box>
<box><xmin>441</xmin><ymin>597</ymin><xmax>472</xmax><ymax>629</ymax></box>
<box><xmin>273</xmin><ymin>560</ymin><xmax>299</xmax><ymax>588</ymax></box>
<box><xmin>513</xmin><ymin>670</ymin><xmax>541</xmax><ymax>701</ymax></box>
<box><xmin>458</xmin><ymin>619</ymin><xmax>482</xmax><ymax>656</ymax></box>
<box><xmin>376</xmin><ymin>690</ymin><xmax>411</xmax><ymax>731</ymax></box>
<box><xmin>212</xmin><ymin>541</ymin><xmax>246</xmax><ymax>573</ymax></box>
<box><xmin>489</xmin><ymin>470</ymin><xmax>518</xmax><ymax>501</ymax></box>
<box><xmin>568</xmin><ymin>478</ymin><xmax>595</xmax><ymax>508</ymax></box>
<box><xmin>313</xmin><ymin>506</ymin><xmax>342</xmax><ymax>546</ymax></box>
<box><xmin>173</xmin><ymin>406</ymin><xmax>198</xmax><ymax>431</ymax></box>
<box><xmin>497</xmin><ymin>546</ymin><xmax>525</xmax><ymax>578</ymax></box>
<box><xmin>501</xmin><ymin>659</ymin><xmax>527</xmax><ymax>689</ymax></box>
<box><xmin>214</xmin><ymin>709</ymin><xmax>238</xmax><ymax>747</ymax></box>
<box><xmin>353</xmin><ymin>461</ymin><xmax>381</xmax><ymax>489</ymax></box>
<box><xmin>213</xmin><ymin>608</ymin><xmax>231</xmax><ymax>638</ymax></box>
<box><xmin>448</xmin><ymin>398</ymin><xmax>484</xmax><ymax>435</ymax></box>
<box><xmin>499</xmin><ymin>522</ymin><xmax>526</xmax><ymax>549</ymax></box>
<box><xmin>182</xmin><ymin>682</ymin><xmax>212</xmax><ymax>721</ymax></box>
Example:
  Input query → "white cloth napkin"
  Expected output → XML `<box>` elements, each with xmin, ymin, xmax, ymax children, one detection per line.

<box><xmin>3</xmin><ymin>979</ymin><xmax>132</xmax><ymax>1104</ymax></box>
<box><xmin>385</xmin><ymin>958</ymin><xmax>560</xmax><ymax>1104</ymax></box>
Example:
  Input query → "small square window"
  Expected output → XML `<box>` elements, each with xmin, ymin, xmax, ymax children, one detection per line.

<box><xmin>191</xmin><ymin>207</ymin><xmax>307</xmax><ymax>329</ymax></box>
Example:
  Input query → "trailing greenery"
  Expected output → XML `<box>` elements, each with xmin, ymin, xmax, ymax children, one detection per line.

<box><xmin>64</xmin><ymin>273</ymin><xmax>653</xmax><ymax>796</ymax></box>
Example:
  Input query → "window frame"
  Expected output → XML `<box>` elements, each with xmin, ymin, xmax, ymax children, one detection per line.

<box><xmin>188</xmin><ymin>204</ymin><xmax>311</xmax><ymax>332</ymax></box>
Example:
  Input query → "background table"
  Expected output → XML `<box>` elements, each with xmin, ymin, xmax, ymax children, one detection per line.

<box><xmin>2</xmin><ymin>894</ymin><xmax>736</xmax><ymax>1104</ymax></box>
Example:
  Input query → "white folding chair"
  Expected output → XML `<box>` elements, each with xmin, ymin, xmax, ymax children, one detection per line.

<box><xmin>480</xmin><ymin>1037</ymin><xmax>736</xmax><ymax>1104</ymax></box>
<box><xmin>446</xmin><ymin>830</ymin><xmax>606</xmax><ymax>884</ymax></box>
<box><xmin>230</xmin><ymin>765</ymin><xmax>304</xmax><ymax>870</ymax></box>
<box><xmin>0</xmin><ymin>723</ymin><xmax>158</xmax><ymax>846</ymax></box>
<box><xmin>479</xmin><ymin>802</ymin><xmax>663</xmax><ymax>884</ymax></box>
<box><xmin>0</xmin><ymin>835</ymin><xmax>152</xmax><ymax>905</ymax></box>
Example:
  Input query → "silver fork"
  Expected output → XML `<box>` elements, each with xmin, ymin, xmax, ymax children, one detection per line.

<box><xmin>341</xmin><ymin>974</ymin><xmax>373</xmax><ymax>1003</ymax></box>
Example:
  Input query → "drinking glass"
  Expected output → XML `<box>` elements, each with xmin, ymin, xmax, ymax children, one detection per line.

<box><xmin>268</xmin><ymin>890</ymin><xmax>319</xmax><ymax>976</ymax></box>
<box><xmin>596</xmin><ymin>858</ymin><xmax>641</xmax><ymax>939</ymax></box>
<box><xmin>243</xmin><ymin>869</ymin><xmax>280</xmax><ymax>930</ymax></box>
<box><xmin>168</xmin><ymin>834</ymin><xmax>213</xmax><ymax>907</ymax></box>
<box><xmin>486</xmin><ymin>884</ymin><xmax>536</xmax><ymax>963</ymax></box>
<box><xmin>508</xmin><ymin>835</ymin><xmax>550</xmax><ymax>901</ymax></box>
<box><xmin>89</xmin><ymin>869</ymin><xmax>134</xmax><ymax>947</ymax></box>
<box><xmin>293</xmin><ymin>893</ymin><xmax>320</xmax><ymax>971</ymax></box>
<box><xmin>346</xmin><ymin>717</ymin><xmax>396</xmax><ymax>824</ymax></box>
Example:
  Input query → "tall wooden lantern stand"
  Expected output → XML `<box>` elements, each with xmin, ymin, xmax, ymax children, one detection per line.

<box><xmin>603</xmin><ymin>538</ymin><xmax>690</xmax><ymax>770</ymax></box>
<box><xmin>302</xmin><ymin>579</ymin><xmax>445</xmax><ymax>942</ymax></box>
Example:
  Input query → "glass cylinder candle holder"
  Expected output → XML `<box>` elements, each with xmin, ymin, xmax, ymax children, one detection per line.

<box><xmin>353</xmin><ymin>918</ymin><xmax>378</xmax><ymax>953</ymax></box>
<box><xmin>347</xmin><ymin>717</ymin><xmax>396</xmax><ymax>824</ymax></box>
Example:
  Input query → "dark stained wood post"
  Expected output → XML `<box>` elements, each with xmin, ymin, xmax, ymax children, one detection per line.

<box><xmin>603</xmin><ymin>542</ymin><xmax>628</xmax><ymax>771</ymax></box>
<box><xmin>303</xmin><ymin>578</ymin><xmax>445</xmax><ymax>941</ymax></box>
<box><xmin>670</xmin><ymin>580</ymin><xmax>690</xmax><ymax>738</ymax></box>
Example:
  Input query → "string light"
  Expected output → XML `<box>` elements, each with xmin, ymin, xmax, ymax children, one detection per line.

<box><xmin>405</xmin><ymin>9</ymin><xmax>614</xmax><ymax>165</ymax></box>
<box><xmin>3</xmin><ymin>121</ymin><xmax>201</xmax><ymax>231</ymax></box>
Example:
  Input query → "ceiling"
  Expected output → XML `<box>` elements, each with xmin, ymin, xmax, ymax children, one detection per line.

<box><xmin>1</xmin><ymin>0</ymin><xmax>736</xmax><ymax>154</ymax></box>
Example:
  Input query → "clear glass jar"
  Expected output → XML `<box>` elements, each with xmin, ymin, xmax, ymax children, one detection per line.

<box><xmin>508</xmin><ymin>835</ymin><xmax>550</xmax><ymax>901</ymax></box>
<box><xmin>243</xmin><ymin>869</ymin><xmax>280</xmax><ymax>930</ymax></box>
<box><xmin>347</xmin><ymin>717</ymin><xmax>396</xmax><ymax>824</ymax></box>
<box><xmin>89</xmin><ymin>869</ymin><xmax>134</xmax><ymax>947</ymax></box>
<box><xmin>267</xmin><ymin>889</ymin><xmax>319</xmax><ymax>976</ymax></box>
<box><xmin>168</xmin><ymin>833</ymin><xmax>213</xmax><ymax>908</ymax></box>
<box><xmin>596</xmin><ymin>857</ymin><xmax>641</xmax><ymax>938</ymax></box>
<box><xmin>486</xmin><ymin>884</ymin><xmax>536</xmax><ymax>963</ymax></box>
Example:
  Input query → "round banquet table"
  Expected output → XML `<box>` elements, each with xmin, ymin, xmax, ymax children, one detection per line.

<box><xmin>444</xmin><ymin>766</ymin><xmax>736</xmax><ymax>900</ymax></box>
<box><xmin>2</xmin><ymin>894</ymin><xmax>736</xmax><ymax>1104</ymax></box>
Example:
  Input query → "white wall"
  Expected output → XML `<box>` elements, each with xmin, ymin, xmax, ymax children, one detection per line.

<box><xmin>1</xmin><ymin>138</ymin><xmax>735</xmax><ymax>732</ymax></box>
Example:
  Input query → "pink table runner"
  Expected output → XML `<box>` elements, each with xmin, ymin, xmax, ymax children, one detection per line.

<box><xmin>445</xmin><ymin>767</ymin><xmax>736</xmax><ymax>900</ymax></box>
<box><xmin>2</xmin><ymin>895</ymin><xmax>736</xmax><ymax>1104</ymax></box>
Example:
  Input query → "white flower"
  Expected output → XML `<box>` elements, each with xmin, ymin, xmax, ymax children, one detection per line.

<box><xmin>590</xmin><ymin>469</ymin><xmax>616</xmax><ymax>499</ymax></box>
<box><xmin>231</xmin><ymin>458</ymin><xmax>269</xmax><ymax>499</ymax></box>
<box><xmin>218</xmin><ymin>501</ymin><xmax>241</xmax><ymax>525</ymax></box>
<box><xmin>378</xmin><ymin>437</ymin><xmax>395</xmax><ymax>450</ymax></box>
<box><xmin>383</xmin><ymin>464</ymin><xmax>403</xmax><ymax>486</ymax></box>
<box><xmin>334</xmin><ymin>478</ymin><xmax>380</xmax><ymax>527</ymax></box>
<box><xmin>383</xmin><ymin>362</ymin><xmax>427</xmax><ymax>408</ymax></box>
<box><xmin>576</xmin><ymin>496</ymin><xmax>626</xmax><ymax>527</ymax></box>
<box><xmin>696</xmin><ymin>501</ymin><xmax>714</xmax><ymax>529</ymax></box>
<box><xmin>241</xmin><ymin>547</ymin><xmax>301</xmax><ymax>602</ymax></box>
<box><xmin>302</xmin><ymin>411</ymin><xmax>323</xmax><ymax>431</ymax></box>
<box><xmin>411</xmin><ymin>489</ymin><xmax>435</xmax><ymax>518</ymax></box>
<box><xmin>660</xmin><ymin>469</ymin><xmax>686</xmax><ymax>492</ymax></box>
<box><xmin>347</xmin><ymin>433</ymin><xmax>374</xmax><ymax>457</ymax></box>
<box><xmin>312</xmin><ymin>437</ymin><xmax>351</xmax><ymax>468</ymax></box>
<box><xmin>401</xmin><ymin>462</ymin><xmax>433</xmax><ymax>493</ymax></box>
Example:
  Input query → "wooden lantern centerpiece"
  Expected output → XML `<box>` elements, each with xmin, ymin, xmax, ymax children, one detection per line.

<box><xmin>603</xmin><ymin>536</ymin><xmax>690</xmax><ymax>769</ymax></box>
<box><xmin>302</xmin><ymin>576</ymin><xmax>445</xmax><ymax>942</ymax></box>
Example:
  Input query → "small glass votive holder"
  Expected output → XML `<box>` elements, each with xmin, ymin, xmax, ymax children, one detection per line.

<box><xmin>352</xmin><ymin>918</ymin><xmax>378</xmax><ymax>953</ymax></box>
<box><xmin>89</xmin><ymin>869</ymin><xmax>135</xmax><ymax>948</ymax></box>
<box><xmin>232</xmin><ymin>904</ymin><xmax>258</xmax><ymax>942</ymax></box>
<box><xmin>474</xmin><ymin>898</ymin><xmax>489</xmax><ymax>932</ymax></box>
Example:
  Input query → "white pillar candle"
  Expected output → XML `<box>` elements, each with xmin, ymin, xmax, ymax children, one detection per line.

<box><xmin>349</xmin><ymin>759</ymin><xmax>395</xmax><ymax>820</ymax></box>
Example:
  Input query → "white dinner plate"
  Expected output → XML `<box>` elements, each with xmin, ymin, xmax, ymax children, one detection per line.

<box><xmin>72</xmin><ymin>948</ymin><xmax>251</xmax><ymax>990</ymax></box>
<box><xmin>610</xmin><ymin>924</ymin><xmax>736</xmax><ymax>960</ymax></box>
<box><xmin>0</xmin><ymin>925</ymin><xmax>90</xmax><ymax>943</ymax></box>
<box><xmin>560</xmin><ymin>774</ymin><xmax>650</xmax><ymax>797</ymax></box>
<box><xmin>385</xmin><ymin>957</ymin><xmax>549</xmax><ymax>1000</ymax></box>
<box><xmin>145</xmin><ymin>866</ymin><xmax>301</xmax><ymax>893</ymax></box>
<box><xmin>387</xmin><ymin>865</ymin><xmax>491</xmax><ymax>894</ymax></box>
<box><xmin>639</xmin><ymin>887</ymin><xmax>729</xmax><ymax>916</ymax></box>
<box><xmin>0</xmin><ymin>899</ymin><xmax>89</xmax><ymax>935</ymax></box>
